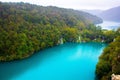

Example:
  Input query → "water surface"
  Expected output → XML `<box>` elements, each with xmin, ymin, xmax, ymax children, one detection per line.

<box><xmin>96</xmin><ymin>21</ymin><xmax>120</xmax><ymax>30</ymax></box>
<box><xmin>0</xmin><ymin>42</ymin><xmax>106</xmax><ymax>80</ymax></box>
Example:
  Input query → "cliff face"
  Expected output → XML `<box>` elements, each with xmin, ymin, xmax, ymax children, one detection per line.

<box><xmin>112</xmin><ymin>74</ymin><xmax>120</xmax><ymax>80</ymax></box>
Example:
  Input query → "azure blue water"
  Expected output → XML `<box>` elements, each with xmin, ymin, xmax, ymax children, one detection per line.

<box><xmin>96</xmin><ymin>21</ymin><xmax>120</xmax><ymax>30</ymax></box>
<box><xmin>0</xmin><ymin>42</ymin><xmax>106</xmax><ymax>80</ymax></box>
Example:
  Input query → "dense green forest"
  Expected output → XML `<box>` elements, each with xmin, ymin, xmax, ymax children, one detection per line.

<box><xmin>0</xmin><ymin>2</ymin><xmax>118</xmax><ymax>61</ymax></box>
<box><xmin>96</xmin><ymin>28</ymin><xmax>120</xmax><ymax>80</ymax></box>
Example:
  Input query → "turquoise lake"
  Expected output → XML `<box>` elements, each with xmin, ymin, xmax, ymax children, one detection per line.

<box><xmin>0</xmin><ymin>42</ymin><xmax>106</xmax><ymax>80</ymax></box>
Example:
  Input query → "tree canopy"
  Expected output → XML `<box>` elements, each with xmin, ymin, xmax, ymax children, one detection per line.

<box><xmin>0</xmin><ymin>2</ymin><xmax>118</xmax><ymax>61</ymax></box>
<box><xmin>96</xmin><ymin>35</ymin><xmax>120</xmax><ymax>80</ymax></box>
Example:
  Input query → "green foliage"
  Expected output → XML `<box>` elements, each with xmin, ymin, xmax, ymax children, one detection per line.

<box><xmin>62</xmin><ymin>27</ymin><xmax>79</xmax><ymax>42</ymax></box>
<box><xmin>96</xmin><ymin>36</ymin><xmax>120</xmax><ymax>80</ymax></box>
<box><xmin>103</xmin><ymin>30</ymin><xmax>116</xmax><ymax>43</ymax></box>
<box><xmin>81</xmin><ymin>24</ymin><xmax>103</xmax><ymax>42</ymax></box>
<box><xmin>0</xmin><ymin>2</ymin><xmax>115</xmax><ymax>61</ymax></box>
<box><xmin>0</xmin><ymin>2</ymin><xmax>88</xmax><ymax>61</ymax></box>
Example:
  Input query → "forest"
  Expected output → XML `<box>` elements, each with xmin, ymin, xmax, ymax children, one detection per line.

<box><xmin>0</xmin><ymin>2</ymin><xmax>119</xmax><ymax>64</ymax></box>
<box><xmin>0</xmin><ymin>2</ymin><xmax>101</xmax><ymax>61</ymax></box>
<box><xmin>96</xmin><ymin>31</ymin><xmax>120</xmax><ymax>80</ymax></box>
<box><xmin>0</xmin><ymin>2</ymin><xmax>120</xmax><ymax>80</ymax></box>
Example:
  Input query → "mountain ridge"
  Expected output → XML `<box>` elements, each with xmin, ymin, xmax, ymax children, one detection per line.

<box><xmin>82</xmin><ymin>6</ymin><xmax>120</xmax><ymax>22</ymax></box>
<box><xmin>98</xmin><ymin>6</ymin><xmax>120</xmax><ymax>22</ymax></box>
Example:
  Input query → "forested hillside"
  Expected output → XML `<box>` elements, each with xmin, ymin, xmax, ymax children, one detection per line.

<box><xmin>96</xmin><ymin>28</ymin><xmax>120</xmax><ymax>80</ymax></box>
<box><xmin>0</xmin><ymin>2</ymin><xmax>114</xmax><ymax>61</ymax></box>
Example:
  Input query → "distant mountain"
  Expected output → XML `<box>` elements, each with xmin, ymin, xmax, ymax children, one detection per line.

<box><xmin>98</xmin><ymin>6</ymin><xmax>120</xmax><ymax>22</ymax></box>
<box><xmin>81</xmin><ymin>9</ymin><xmax>103</xmax><ymax>16</ymax></box>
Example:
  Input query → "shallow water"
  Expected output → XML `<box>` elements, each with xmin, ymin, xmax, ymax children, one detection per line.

<box><xmin>0</xmin><ymin>42</ymin><xmax>106</xmax><ymax>80</ymax></box>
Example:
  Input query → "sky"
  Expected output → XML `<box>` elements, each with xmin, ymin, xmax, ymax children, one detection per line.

<box><xmin>1</xmin><ymin>0</ymin><xmax>120</xmax><ymax>10</ymax></box>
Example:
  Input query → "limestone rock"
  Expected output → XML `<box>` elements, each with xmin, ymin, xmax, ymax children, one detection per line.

<box><xmin>112</xmin><ymin>74</ymin><xmax>120</xmax><ymax>80</ymax></box>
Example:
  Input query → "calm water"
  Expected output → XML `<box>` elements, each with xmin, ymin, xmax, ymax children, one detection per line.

<box><xmin>96</xmin><ymin>21</ymin><xmax>120</xmax><ymax>30</ymax></box>
<box><xmin>0</xmin><ymin>42</ymin><xmax>106</xmax><ymax>80</ymax></box>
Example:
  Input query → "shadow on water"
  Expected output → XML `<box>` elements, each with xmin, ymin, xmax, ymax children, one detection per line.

<box><xmin>0</xmin><ymin>44</ymin><xmax>66</xmax><ymax>80</ymax></box>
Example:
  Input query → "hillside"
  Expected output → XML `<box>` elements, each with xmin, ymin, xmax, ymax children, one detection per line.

<box><xmin>0</xmin><ymin>2</ymin><xmax>105</xmax><ymax>61</ymax></box>
<box><xmin>98</xmin><ymin>6</ymin><xmax>120</xmax><ymax>22</ymax></box>
<box><xmin>81</xmin><ymin>9</ymin><xmax>103</xmax><ymax>16</ymax></box>
<box><xmin>96</xmin><ymin>28</ymin><xmax>120</xmax><ymax>80</ymax></box>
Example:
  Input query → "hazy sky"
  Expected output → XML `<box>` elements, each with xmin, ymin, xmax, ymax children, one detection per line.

<box><xmin>1</xmin><ymin>0</ymin><xmax>120</xmax><ymax>10</ymax></box>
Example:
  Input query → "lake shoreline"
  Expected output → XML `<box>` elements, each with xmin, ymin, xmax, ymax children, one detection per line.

<box><xmin>0</xmin><ymin>42</ymin><xmax>106</xmax><ymax>80</ymax></box>
<box><xmin>0</xmin><ymin>41</ymin><xmax>106</xmax><ymax>62</ymax></box>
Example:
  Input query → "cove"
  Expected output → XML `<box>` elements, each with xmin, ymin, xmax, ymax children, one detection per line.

<box><xmin>0</xmin><ymin>42</ymin><xmax>106</xmax><ymax>80</ymax></box>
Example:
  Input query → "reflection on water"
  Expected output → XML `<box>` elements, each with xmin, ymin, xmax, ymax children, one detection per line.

<box><xmin>0</xmin><ymin>42</ymin><xmax>106</xmax><ymax>80</ymax></box>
